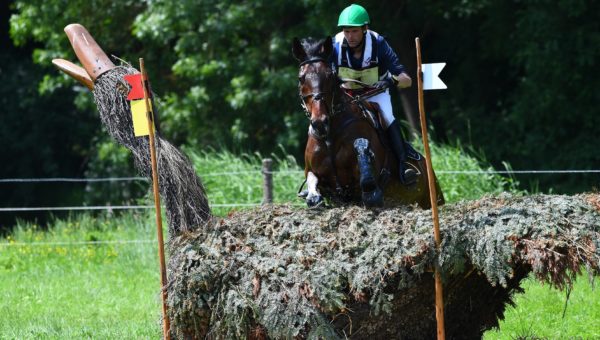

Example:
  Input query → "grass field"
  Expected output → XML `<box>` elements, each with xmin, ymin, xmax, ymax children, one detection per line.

<box><xmin>1</xmin><ymin>147</ymin><xmax>596</xmax><ymax>338</ymax></box>
<box><xmin>0</xmin><ymin>213</ymin><xmax>161</xmax><ymax>338</ymax></box>
<box><xmin>484</xmin><ymin>275</ymin><xmax>600</xmax><ymax>339</ymax></box>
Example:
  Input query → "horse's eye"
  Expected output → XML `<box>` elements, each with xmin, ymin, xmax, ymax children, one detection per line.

<box><xmin>298</xmin><ymin>75</ymin><xmax>305</xmax><ymax>83</ymax></box>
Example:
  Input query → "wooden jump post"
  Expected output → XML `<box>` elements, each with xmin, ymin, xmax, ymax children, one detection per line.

<box><xmin>140</xmin><ymin>58</ymin><xmax>171</xmax><ymax>340</ymax></box>
<box><xmin>415</xmin><ymin>37</ymin><xmax>446</xmax><ymax>340</ymax></box>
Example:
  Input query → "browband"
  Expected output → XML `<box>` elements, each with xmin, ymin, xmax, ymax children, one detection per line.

<box><xmin>299</xmin><ymin>57</ymin><xmax>326</xmax><ymax>66</ymax></box>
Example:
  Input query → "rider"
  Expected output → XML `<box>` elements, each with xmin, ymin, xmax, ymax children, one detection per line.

<box><xmin>332</xmin><ymin>3</ymin><xmax>418</xmax><ymax>185</ymax></box>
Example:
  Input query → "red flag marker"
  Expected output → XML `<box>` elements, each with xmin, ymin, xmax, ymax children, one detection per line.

<box><xmin>124</xmin><ymin>73</ymin><xmax>145</xmax><ymax>100</ymax></box>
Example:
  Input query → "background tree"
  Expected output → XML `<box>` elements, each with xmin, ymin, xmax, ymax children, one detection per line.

<box><xmin>1</xmin><ymin>1</ymin><xmax>97</xmax><ymax>226</ymax></box>
<box><xmin>2</xmin><ymin>0</ymin><xmax>598</xmax><ymax>228</ymax></box>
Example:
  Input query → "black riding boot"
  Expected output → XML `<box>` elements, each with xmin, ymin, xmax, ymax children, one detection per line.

<box><xmin>387</xmin><ymin>120</ymin><xmax>418</xmax><ymax>185</ymax></box>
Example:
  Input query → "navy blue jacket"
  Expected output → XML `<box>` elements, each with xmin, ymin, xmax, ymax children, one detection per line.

<box><xmin>330</xmin><ymin>30</ymin><xmax>405</xmax><ymax>77</ymax></box>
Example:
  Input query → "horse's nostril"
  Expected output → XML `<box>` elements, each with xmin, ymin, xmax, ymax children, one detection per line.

<box><xmin>310</xmin><ymin>120</ymin><xmax>318</xmax><ymax>130</ymax></box>
<box><xmin>311</xmin><ymin>118</ymin><xmax>328</xmax><ymax>128</ymax></box>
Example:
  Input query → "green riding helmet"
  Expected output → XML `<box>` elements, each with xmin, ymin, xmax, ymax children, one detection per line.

<box><xmin>337</xmin><ymin>4</ymin><xmax>370</xmax><ymax>27</ymax></box>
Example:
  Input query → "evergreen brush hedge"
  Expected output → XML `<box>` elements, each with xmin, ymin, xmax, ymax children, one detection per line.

<box><xmin>166</xmin><ymin>194</ymin><xmax>600</xmax><ymax>339</ymax></box>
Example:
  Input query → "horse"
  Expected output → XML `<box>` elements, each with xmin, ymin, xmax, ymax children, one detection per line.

<box><xmin>292</xmin><ymin>36</ymin><xmax>444</xmax><ymax>209</ymax></box>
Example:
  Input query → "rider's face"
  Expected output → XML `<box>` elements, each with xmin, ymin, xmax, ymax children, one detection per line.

<box><xmin>342</xmin><ymin>27</ymin><xmax>365</xmax><ymax>48</ymax></box>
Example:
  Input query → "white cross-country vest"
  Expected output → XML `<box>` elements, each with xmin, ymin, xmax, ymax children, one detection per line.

<box><xmin>335</xmin><ymin>30</ymin><xmax>380</xmax><ymax>89</ymax></box>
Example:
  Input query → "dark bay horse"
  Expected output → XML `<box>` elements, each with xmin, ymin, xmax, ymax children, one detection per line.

<box><xmin>292</xmin><ymin>36</ymin><xmax>444</xmax><ymax>209</ymax></box>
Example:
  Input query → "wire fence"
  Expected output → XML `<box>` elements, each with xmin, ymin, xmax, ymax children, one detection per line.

<box><xmin>0</xmin><ymin>167</ymin><xmax>598</xmax><ymax>213</ymax></box>
<box><xmin>1</xmin><ymin>168</ymin><xmax>600</xmax><ymax>184</ymax></box>
<box><xmin>0</xmin><ymin>239</ymin><xmax>155</xmax><ymax>247</ymax></box>
<box><xmin>0</xmin><ymin>203</ymin><xmax>264</xmax><ymax>212</ymax></box>
<box><xmin>1</xmin><ymin>166</ymin><xmax>597</xmax><ymax>247</ymax></box>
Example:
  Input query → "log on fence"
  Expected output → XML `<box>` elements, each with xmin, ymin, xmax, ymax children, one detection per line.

<box><xmin>166</xmin><ymin>193</ymin><xmax>600</xmax><ymax>339</ymax></box>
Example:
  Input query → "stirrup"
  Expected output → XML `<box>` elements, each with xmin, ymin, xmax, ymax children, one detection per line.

<box><xmin>400</xmin><ymin>163</ymin><xmax>418</xmax><ymax>186</ymax></box>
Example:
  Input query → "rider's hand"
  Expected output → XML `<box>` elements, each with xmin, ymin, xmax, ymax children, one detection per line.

<box><xmin>393</xmin><ymin>73</ymin><xmax>412</xmax><ymax>89</ymax></box>
<box><xmin>374</xmin><ymin>79</ymin><xmax>393</xmax><ymax>89</ymax></box>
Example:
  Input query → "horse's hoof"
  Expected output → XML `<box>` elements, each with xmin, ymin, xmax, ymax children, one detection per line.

<box><xmin>306</xmin><ymin>195</ymin><xmax>324</xmax><ymax>208</ymax></box>
<box><xmin>297</xmin><ymin>189</ymin><xmax>309</xmax><ymax>199</ymax></box>
<box><xmin>362</xmin><ymin>189</ymin><xmax>383</xmax><ymax>208</ymax></box>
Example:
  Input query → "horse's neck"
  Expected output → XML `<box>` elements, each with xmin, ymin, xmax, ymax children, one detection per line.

<box><xmin>334</xmin><ymin>88</ymin><xmax>362</xmax><ymax>120</ymax></box>
<box><xmin>331</xmin><ymin>88</ymin><xmax>365</xmax><ymax>133</ymax></box>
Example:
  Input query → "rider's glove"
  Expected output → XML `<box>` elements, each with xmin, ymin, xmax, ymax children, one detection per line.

<box><xmin>373</xmin><ymin>78</ymin><xmax>393</xmax><ymax>89</ymax></box>
<box><xmin>392</xmin><ymin>73</ymin><xmax>412</xmax><ymax>89</ymax></box>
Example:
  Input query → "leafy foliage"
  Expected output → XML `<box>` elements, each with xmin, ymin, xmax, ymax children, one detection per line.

<box><xmin>167</xmin><ymin>194</ymin><xmax>600</xmax><ymax>338</ymax></box>
<box><xmin>426</xmin><ymin>0</ymin><xmax>600</xmax><ymax>193</ymax></box>
<box><xmin>0</xmin><ymin>28</ymin><xmax>97</xmax><ymax>226</ymax></box>
<box><xmin>130</xmin><ymin>1</ymin><xmax>320</xmax><ymax>152</ymax></box>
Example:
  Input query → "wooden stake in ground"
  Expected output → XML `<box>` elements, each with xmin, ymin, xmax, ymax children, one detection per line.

<box><xmin>415</xmin><ymin>37</ymin><xmax>446</xmax><ymax>340</ymax></box>
<box><xmin>139</xmin><ymin>58</ymin><xmax>171</xmax><ymax>340</ymax></box>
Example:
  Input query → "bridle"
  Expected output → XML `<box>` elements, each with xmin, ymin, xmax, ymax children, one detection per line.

<box><xmin>298</xmin><ymin>57</ymin><xmax>339</xmax><ymax>121</ymax></box>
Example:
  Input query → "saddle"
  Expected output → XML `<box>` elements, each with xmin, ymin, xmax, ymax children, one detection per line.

<box><xmin>345</xmin><ymin>89</ymin><xmax>422</xmax><ymax>162</ymax></box>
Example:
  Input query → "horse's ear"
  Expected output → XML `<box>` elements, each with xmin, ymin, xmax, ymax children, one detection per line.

<box><xmin>321</xmin><ymin>36</ymin><xmax>333</xmax><ymax>58</ymax></box>
<box><xmin>292</xmin><ymin>37</ymin><xmax>307</xmax><ymax>62</ymax></box>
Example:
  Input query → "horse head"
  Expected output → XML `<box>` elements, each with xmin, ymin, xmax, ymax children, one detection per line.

<box><xmin>292</xmin><ymin>36</ymin><xmax>337</xmax><ymax>140</ymax></box>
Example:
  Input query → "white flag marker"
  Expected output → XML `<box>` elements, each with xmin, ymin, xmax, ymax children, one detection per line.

<box><xmin>422</xmin><ymin>63</ymin><xmax>447</xmax><ymax>90</ymax></box>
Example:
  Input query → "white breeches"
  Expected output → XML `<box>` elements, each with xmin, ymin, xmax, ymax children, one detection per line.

<box><xmin>368</xmin><ymin>89</ymin><xmax>396</xmax><ymax>128</ymax></box>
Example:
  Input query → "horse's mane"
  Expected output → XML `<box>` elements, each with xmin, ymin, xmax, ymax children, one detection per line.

<box><xmin>300</xmin><ymin>37</ymin><xmax>331</xmax><ymax>60</ymax></box>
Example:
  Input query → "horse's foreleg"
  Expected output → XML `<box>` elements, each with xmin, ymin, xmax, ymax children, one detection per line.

<box><xmin>353</xmin><ymin>138</ymin><xmax>383</xmax><ymax>207</ymax></box>
<box><xmin>354</xmin><ymin>139</ymin><xmax>376</xmax><ymax>192</ymax></box>
<box><xmin>305</xmin><ymin>171</ymin><xmax>324</xmax><ymax>207</ymax></box>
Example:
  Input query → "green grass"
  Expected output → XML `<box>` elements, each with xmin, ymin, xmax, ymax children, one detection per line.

<box><xmin>428</xmin><ymin>141</ymin><xmax>523</xmax><ymax>202</ymax></box>
<box><xmin>484</xmin><ymin>275</ymin><xmax>600</xmax><ymax>339</ymax></box>
<box><xmin>185</xmin><ymin>146</ymin><xmax>303</xmax><ymax>216</ymax></box>
<box><xmin>1</xmin><ymin>147</ymin><xmax>595</xmax><ymax>338</ymax></box>
<box><xmin>0</xmin><ymin>213</ymin><xmax>161</xmax><ymax>339</ymax></box>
